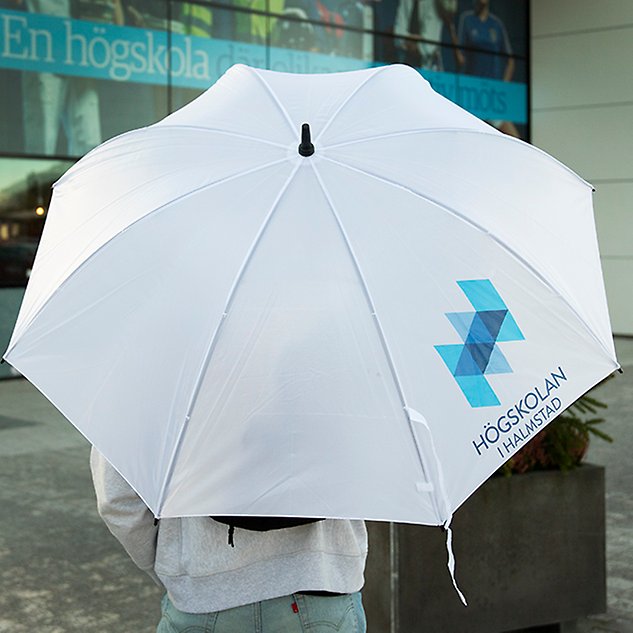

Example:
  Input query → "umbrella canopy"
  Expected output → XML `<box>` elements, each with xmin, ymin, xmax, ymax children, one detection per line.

<box><xmin>4</xmin><ymin>64</ymin><xmax>618</xmax><ymax>526</ymax></box>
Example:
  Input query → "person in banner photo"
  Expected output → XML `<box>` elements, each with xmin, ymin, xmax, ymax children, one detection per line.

<box><xmin>15</xmin><ymin>0</ymin><xmax>72</xmax><ymax>155</ymax></box>
<box><xmin>457</xmin><ymin>0</ymin><xmax>520</xmax><ymax>137</ymax></box>
<box><xmin>16</xmin><ymin>0</ymin><xmax>122</xmax><ymax>155</ymax></box>
<box><xmin>394</xmin><ymin>0</ymin><xmax>443</xmax><ymax>70</ymax></box>
<box><xmin>371</xmin><ymin>0</ymin><xmax>399</xmax><ymax>63</ymax></box>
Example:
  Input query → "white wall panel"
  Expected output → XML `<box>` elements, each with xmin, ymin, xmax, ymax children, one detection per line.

<box><xmin>594</xmin><ymin>183</ymin><xmax>633</xmax><ymax>258</ymax></box>
<box><xmin>601</xmin><ymin>259</ymin><xmax>633</xmax><ymax>335</ymax></box>
<box><xmin>531</xmin><ymin>104</ymin><xmax>633</xmax><ymax>183</ymax></box>
<box><xmin>532</xmin><ymin>28</ymin><xmax>633</xmax><ymax>109</ymax></box>
<box><xmin>531</xmin><ymin>0</ymin><xmax>633</xmax><ymax>37</ymax></box>
<box><xmin>532</xmin><ymin>1</ymin><xmax>633</xmax><ymax>335</ymax></box>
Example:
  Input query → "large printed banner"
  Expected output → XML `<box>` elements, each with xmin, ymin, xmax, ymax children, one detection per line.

<box><xmin>0</xmin><ymin>8</ymin><xmax>526</xmax><ymax>123</ymax></box>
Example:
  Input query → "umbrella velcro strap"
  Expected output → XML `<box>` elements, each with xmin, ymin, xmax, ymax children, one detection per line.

<box><xmin>405</xmin><ymin>407</ymin><xmax>467</xmax><ymax>605</ymax></box>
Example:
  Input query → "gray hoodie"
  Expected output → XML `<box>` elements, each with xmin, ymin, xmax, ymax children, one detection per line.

<box><xmin>90</xmin><ymin>448</ymin><xmax>368</xmax><ymax>613</ymax></box>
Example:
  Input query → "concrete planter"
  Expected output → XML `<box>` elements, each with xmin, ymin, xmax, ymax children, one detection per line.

<box><xmin>364</xmin><ymin>464</ymin><xmax>606</xmax><ymax>633</ymax></box>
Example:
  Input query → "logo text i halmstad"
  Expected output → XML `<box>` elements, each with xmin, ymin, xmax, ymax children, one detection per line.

<box><xmin>473</xmin><ymin>367</ymin><xmax>566</xmax><ymax>458</ymax></box>
<box><xmin>434</xmin><ymin>279</ymin><xmax>567</xmax><ymax>458</ymax></box>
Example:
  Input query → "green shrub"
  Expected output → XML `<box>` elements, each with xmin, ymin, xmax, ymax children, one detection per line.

<box><xmin>498</xmin><ymin>391</ymin><xmax>612</xmax><ymax>476</ymax></box>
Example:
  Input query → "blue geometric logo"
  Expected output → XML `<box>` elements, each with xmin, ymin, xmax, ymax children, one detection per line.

<box><xmin>434</xmin><ymin>279</ymin><xmax>525</xmax><ymax>408</ymax></box>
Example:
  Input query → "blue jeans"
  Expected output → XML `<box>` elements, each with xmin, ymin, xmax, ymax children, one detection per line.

<box><xmin>156</xmin><ymin>592</ymin><xmax>367</xmax><ymax>633</ymax></box>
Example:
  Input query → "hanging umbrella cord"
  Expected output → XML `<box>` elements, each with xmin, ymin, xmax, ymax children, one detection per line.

<box><xmin>298</xmin><ymin>123</ymin><xmax>315</xmax><ymax>157</ymax></box>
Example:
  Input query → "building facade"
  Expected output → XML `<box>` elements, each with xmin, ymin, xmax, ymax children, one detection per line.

<box><xmin>531</xmin><ymin>0</ymin><xmax>633</xmax><ymax>336</ymax></box>
<box><xmin>0</xmin><ymin>0</ymin><xmax>530</xmax><ymax>377</ymax></box>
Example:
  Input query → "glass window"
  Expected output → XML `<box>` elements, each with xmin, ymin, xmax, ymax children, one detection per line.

<box><xmin>0</xmin><ymin>157</ymin><xmax>73</xmax><ymax>272</ymax></box>
<box><xmin>0</xmin><ymin>157</ymin><xmax>72</xmax><ymax>378</ymax></box>
<box><xmin>269</xmin><ymin>15</ymin><xmax>373</xmax><ymax>71</ymax></box>
<box><xmin>0</xmin><ymin>1</ymin><xmax>171</xmax><ymax>158</ymax></box>
<box><xmin>392</xmin><ymin>0</ymin><xmax>446</xmax><ymax>69</ymax></box>
<box><xmin>1</xmin><ymin>1</ymin><xmax>529</xmax><ymax>149</ymax></box>
<box><xmin>372</xmin><ymin>0</ymin><xmax>529</xmax><ymax>139</ymax></box>
<box><xmin>0</xmin><ymin>0</ymin><xmax>530</xmax><ymax>383</ymax></box>
<box><xmin>168</xmin><ymin>2</ymin><xmax>268</xmax><ymax>111</ymax></box>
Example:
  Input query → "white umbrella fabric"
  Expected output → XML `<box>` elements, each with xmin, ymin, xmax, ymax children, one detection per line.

<box><xmin>4</xmin><ymin>64</ymin><xmax>618</xmax><ymax>532</ymax></box>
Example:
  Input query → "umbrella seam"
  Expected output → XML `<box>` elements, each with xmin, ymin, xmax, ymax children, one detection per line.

<box><xmin>244</xmin><ymin>66</ymin><xmax>297</xmax><ymax>137</ymax></box>
<box><xmin>154</xmin><ymin>162</ymin><xmax>302</xmax><ymax>517</ymax></box>
<box><xmin>54</xmin><ymin>127</ymin><xmax>287</xmax><ymax>189</ymax></box>
<box><xmin>43</xmin><ymin>134</ymin><xmax>288</xmax><ymax>258</ymax></box>
<box><xmin>311</xmin><ymin>163</ymin><xmax>441</xmax><ymax>523</ymax></box>
<box><xmin>39</xmin><ymin>169</ymin><xmax>190</xmax><ymax>261</ymax></box>
<box><xmin>151</xmin><ymin>125</ymin><xmax>289</xmax><ymax>148</ymax></box>
<box><xmin>324</xmin><ymin>128</ymin><xmax>592</xmax><ymax>189</ymax></box>
<box><xmin>4</xmin><ymin>156</ymin><xmax>291</xmax><ymax>360</ymax></box>
<box><xmin>314</xmin><ymin>65</ymin><xmax>391</xmax><ymax>145</ymax></box>
<box><xmin>319</xmin><ymin>155</ymin><xmax>616</xmax><ymax>364</ymax></box>
<box><xmin>11</xmin><ymin>363</ymin><xmax>160</xmax><ymax>515</ymax></box>
<box><xmin>54</xmin><ymin>127</ymin><xmax>287</xmax><ymax>188</ymax></box>
<box><xmin>52</xmin><ymin>126</ymin><xmax>148</xmax><ymax>186</ymax></box>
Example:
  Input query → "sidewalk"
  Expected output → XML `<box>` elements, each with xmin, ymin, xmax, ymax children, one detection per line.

<box><xmin>575</xmin><ymin>337</ymin><xmax>633</xmax><ymax>633</ymax></box>
<box><xmin>0</xmin><ymin>380</ymin><xmax>162</xmax><ymax>632</ymax></box>
<box><xmin>0</xmin><ymin>338</ymin><xmax>631</xmax><ymax>633</ymax></box>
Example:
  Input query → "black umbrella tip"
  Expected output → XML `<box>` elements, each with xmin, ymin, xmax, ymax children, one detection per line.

<box><xmin>298</xmin><ymin>123</ymin><xmax>315</xmax><ymax>157</ymax></box>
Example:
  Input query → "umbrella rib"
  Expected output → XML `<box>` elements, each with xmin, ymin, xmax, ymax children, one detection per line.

<box><xmin>320</xmin><ymin>155</ymin><xmax>617</xmax><ymax>363</ymax></box>
<box><xmin>324</xmin><ymin>127</ymin><xmax>488</xmax><ymax>149</ymax></box>
<box><xmin>154</xmin><ymin>162</ymin><xmax>302</xmax><ymax>518</ymax></box>
<box><xmin>4</xmin><ymin>156</ymin><xmax>291</xmax><ymax>360</ymax></box>
<box><xmin>54</xmin><ymin>126</ymin><xmax>287</xmax><ymax>189</ymax></box>
<box><xmin>153</xmin><ymin>125</ymin><xmax>289</xmax><ymax>149</ymax></box>
<box><xmin>311</xmin><ymin>164</ymin><xmax>440</xmax><ymax>519</ymax></box>
<box><xmin>324</xmin><ymin>128</ymin><xmax>592</xmax><ymax>188</ymax></box>
<box><xmin>314</xmin><ymin>65</ymin><xmax>391</xmax><ymax>145</ymax></box>
<box><xmin>245</xmin><ymin>66</ymin><xmax>297</xmax><ymax>137</ymax></box>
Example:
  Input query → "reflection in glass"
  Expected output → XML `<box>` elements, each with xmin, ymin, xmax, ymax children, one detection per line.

<box><xmin>268</xmin><ymin>11</ymin><xmax>373</xmax><ymax>72</ymax></box>
<box><xmin>311</xmin><ymin>1</ymin><xmax>372</xmax><ymax>59</ymax></box>
<box><xmin>271</xmin><ymin>8</ymin><xmax>319</xmax><ymax>52</ymax></box>
<box><xmin>269</xmin><ymin>19</ymin><xmax>369</xmax><ymax>73</ymax></box>
<box><xmin>0</xmin><ymin>158</ymin><xmax>73</xmax><ymax>287</ymax></box>
<box><xmin>174</xmin><ymin>0</ymin><xmax>265</xmax><ymax>43</ymax></box>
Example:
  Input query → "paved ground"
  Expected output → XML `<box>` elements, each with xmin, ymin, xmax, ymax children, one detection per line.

<box><xmin>574</xmin><ymin>337</ymin><xmax>633</xmax><ymax>633</ymax></box>
<box><xmin>0</xmin><ymin>338</ymin><xmax>631</xmax><ymax>633</ymax></box>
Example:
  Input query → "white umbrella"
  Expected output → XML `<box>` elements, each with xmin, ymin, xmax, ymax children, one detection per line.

<box><xmin>4</xmin><ymin>64</ymin><xmax>618</xmax><ymax>530</ymax></box>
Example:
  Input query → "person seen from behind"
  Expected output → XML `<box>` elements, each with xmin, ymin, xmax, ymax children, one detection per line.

<box><xmin>90</xmin><ymin>448</ymin><xmax>368</xmax><ymax>632</ymax></box>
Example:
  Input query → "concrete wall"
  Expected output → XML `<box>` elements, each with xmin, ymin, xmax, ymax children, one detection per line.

<box><xmin>531</xmin><ymin>0</ymin><xmax>633</xmax><ymax>335</ymax></box>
